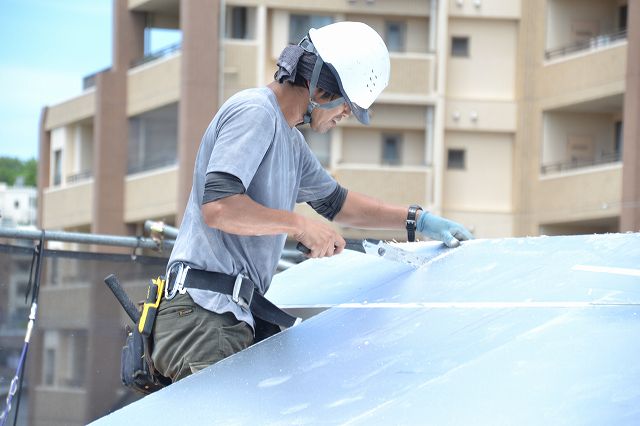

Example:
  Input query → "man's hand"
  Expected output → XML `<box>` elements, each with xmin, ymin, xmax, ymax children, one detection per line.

<box><xmin>417</xmin><ymin>212</ymin><xmax>473</xmax><ymax>248</ymax></box>
<box><xmin>293</xmin><ymin>217</ymin><xmax>346</xmax><ymax>258</ymax></box>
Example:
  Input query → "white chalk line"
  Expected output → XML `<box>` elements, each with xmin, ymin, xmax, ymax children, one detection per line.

<box><xmin>282</xmin><ymin>301</ymin><xmax>637</xmax><ymax>309</ymax></box>
<box><xmin>572</xmin><ymin>264</ymin><xmax>640</xmax><ymax>277</ymax></box>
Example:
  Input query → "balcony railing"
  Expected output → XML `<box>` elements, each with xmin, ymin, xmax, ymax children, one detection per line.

<box><xmin>540</xmin><ymin>151</ymin><xmax>622</xmax><ymax>174</ymax></box>
<box><xmin>545</xmin><ymin>30</ymin><xmax>627</xmax><ymax>60</ymax></box>
<box><xmin>131</xmin><ymin>42</ymin><xmax>182</xmax><ymax>68</ymax></box>
<box><xmin>66</xmin><ymin>170</ymin><xmax>93</xmax><ymax>184</ymax></box>
<box><xmin>82</xmin><ymin>67</ymin><xmax>111</xmax><ymax>90</ymax></box>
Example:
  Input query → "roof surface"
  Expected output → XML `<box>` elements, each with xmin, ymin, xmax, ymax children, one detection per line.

<box><xmin>93</xmin><ymin>233</ymin><xmax>640</xmax><ymax>425</ymax></box>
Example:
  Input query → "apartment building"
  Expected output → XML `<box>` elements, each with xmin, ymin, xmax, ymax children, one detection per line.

<box><xmin>518</xmin><ymin>0</ymin><xmax>638</xmax><ymax>235</ymax></box>
<box><xmin>32</xmin><ymin>0</ymin><xmax>638</xmax><ymax>424</ymax></box>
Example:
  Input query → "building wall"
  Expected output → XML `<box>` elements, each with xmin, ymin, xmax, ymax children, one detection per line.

<box><xmin>443</xmin><ymin>131</ymin><xmax>513</xmax><ymax>212</ymax></box>
<box><xmin>447</xmin><ymin>18</ymin><xmax>518</xmax><ymax>100</ymax></box>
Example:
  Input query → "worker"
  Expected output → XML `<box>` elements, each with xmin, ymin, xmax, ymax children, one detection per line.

<box><xmin>151</xmin><ymin>21</ymin><xmax>473</xmax><ymax>383</ymax></box>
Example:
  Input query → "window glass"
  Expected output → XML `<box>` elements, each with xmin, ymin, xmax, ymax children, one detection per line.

<box><xmin>53</xmin><ymin>150</ymin><xmax>62</xmax><ymax>186</ymax></box>
<box><xmin>451</xmin><ymin>36</ymin><xmax>469</xmax><ymax>57</ymax></box>
<box><xmin>386</xmin><ymin>21</ymin><xmax>406</xmax><ymax>52</ymax></box>
<box><xmin>382</xmin><ymin>134</ymin><xmax>402</xmax><ymax>165</ymax></box>
<box><xmin>226</xmin><ymin>6</ymin><xmax>248</xmax><ymax>39</ymax></box>
<box><xmin>289</xmin><ymin>14</ymin><xmax>333</xmax><ymax>44</ymax></box>
<box><xmin>447</xmin><ymin>149</ymin><xmax>466</xmax><ymax>169</ymax></box>
<box><xmin>128</xmin><ymin>103</ymin><xmax>178</xmax><ymax>174</ymax></box>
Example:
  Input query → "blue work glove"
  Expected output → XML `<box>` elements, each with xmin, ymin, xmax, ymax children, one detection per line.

<box><xmin>417</xmin><ymin>212</ymin><xmax>473</xmax><ymax>248</ymax></box>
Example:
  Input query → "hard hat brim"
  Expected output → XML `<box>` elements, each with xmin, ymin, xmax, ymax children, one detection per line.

<box><xmin>348</xmin><ymin>101</ymin><xmax>370</xmax><ymax>125</ymax></box>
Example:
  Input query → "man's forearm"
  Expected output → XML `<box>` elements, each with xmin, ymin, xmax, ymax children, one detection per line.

<box><xmin>202</xmin><ymin>194</ymin><xmax>347</xmax><ymax>257</ymax></box>
<box><xmin>333</xmin><ymin>191</ymin><xmax>417</xmax><ymax>230</ymax></box>
<box><xmin>201</xmin><ymin>194</ymin><xmax>301</xmax><ymax>236</ymax></box>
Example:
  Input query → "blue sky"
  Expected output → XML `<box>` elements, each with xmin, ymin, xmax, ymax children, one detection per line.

<box><xmin>0</xmin><ymin>0</ymin><xmax>112</xmax><ymax>160</ymax></box>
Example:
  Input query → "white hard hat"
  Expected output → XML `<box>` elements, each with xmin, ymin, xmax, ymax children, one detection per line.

<box><xmin>304</xmin><ymin>22</ymin><xmax>390</xmax><ymax>125</ymax></box>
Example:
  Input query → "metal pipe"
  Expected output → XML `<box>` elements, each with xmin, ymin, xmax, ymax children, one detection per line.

<box><xmin>144</xmin><ymin>220</ymin><xmax>179</xmax><ymax>240</ymax></box>
<box><xmin>0</xmin><ymin>227</ymin><xmax>174</xmax><ymax>251</ymax></box>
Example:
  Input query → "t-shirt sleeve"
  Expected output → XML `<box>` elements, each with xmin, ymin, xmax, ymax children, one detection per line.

<box><xmin>206</xmin><ymin>104</ymin><xmax>276</xmax><ymax>190</ymax></box>
<box><xmin>296</xmin><ymin>136</ymin><xmax>338</xmax><ymax>203</ymax></box>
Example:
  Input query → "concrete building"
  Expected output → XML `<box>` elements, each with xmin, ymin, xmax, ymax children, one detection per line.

<box><xmin>0</xmin><ymin>181</ymin><xmax>37</xmax><ymax>228</ymax></box>
<box><xmin>33</xmin><ymin>0</ymin><xmax>638</xmax><ymax>424</ymax></box>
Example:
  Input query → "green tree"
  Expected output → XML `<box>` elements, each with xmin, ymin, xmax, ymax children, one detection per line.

<box><xmin>23</xmin><ymin>158</ymin><xmax>38</xmax><ymax>186</ymax></box>
<box><xmin>0</xmin><ymin>156</ymin><xmax>38</xmax><ymax>187</ymax></box>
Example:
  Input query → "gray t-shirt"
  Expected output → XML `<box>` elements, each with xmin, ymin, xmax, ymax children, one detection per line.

<box><xmin>168</xmin><ymin>87</ymin><xmax>337</xmax><ymax>329</ymax></box>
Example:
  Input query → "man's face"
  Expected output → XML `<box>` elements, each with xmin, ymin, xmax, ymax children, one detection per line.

<box><xmin>309</xmin><ymin>91</ymin><xmax>352</xmax><ymax>134</ymax></box>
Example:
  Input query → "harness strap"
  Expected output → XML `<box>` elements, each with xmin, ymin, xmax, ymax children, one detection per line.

<box><xmin>176</xmin><ymin>268</ymin><xmax>300</xmax><ymax>329</ymax></box>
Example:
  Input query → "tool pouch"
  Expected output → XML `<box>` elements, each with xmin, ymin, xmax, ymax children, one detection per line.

<box><xmin>120</xmin><ymin>277</ymin><xmax>171</xmax><ymax>394</ymax></box>
<box><xmin>121</xmin><ymin>326</ymin><xmax>167</xmax><ymax>394</ymax></box>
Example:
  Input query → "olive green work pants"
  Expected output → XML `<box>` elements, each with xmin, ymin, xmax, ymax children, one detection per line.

<box><xmin>151</xmin><ymin>292</ymin><xmax>254</xmax><ymax>382</ymax></box>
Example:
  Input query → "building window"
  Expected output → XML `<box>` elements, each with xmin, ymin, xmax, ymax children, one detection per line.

<box><xmin>14</xmin><ymin>200</ymin><xmax>19</xmax><ymax>209</ymax></box>
<box><xmin>451</xmin><ymin>36</ymin><xmax>469</xmax><ymax>57</ymax></box>
<box><xmin>44</xmin><ymin>348</ymin><xmax>55</xmax><ymax>386</ymax></box>
<box><xmin>227</xmin><ymin>6</ymin><xmax>248</xmax><ymax>39</ymax></box>
<box><xmin>289</xmin><ymin>14</ymin><xmax>333</xmax><ymax>44</ymax></box>
<box><xmin>619</xmin><ymin>5</ymin><xmax>628</xmax><ymax>32</ymax></box>
<box><xmin>382</xmin><ymin>134</ymin><xmax>402</xmax><ymax>165</ymax></box>
<box><xmin>385</xmin><ymin>21</ymin><xmax>406</xmax><ymax>52</ymax></box>
<box><xmin>128</xmin><ymin>103</ymin><xmax>178</xmax><ymax>174</ymax></box>
<box><xmin>53</xmin><ymin>150</ymin><xmax>62</xmax><ymax>186</ymax></box>
<box><xmin>615</xmin><ymin>121</ymin><xmax>624</xmax><ymax>156</ymax></box>
<box><xmin>447</xmin><ymin>149</ymin><xmax>466</xmax><ymax>169</ymax></box>
<box><xmin>301</xmin><ymin>129</ymin><xmax>331</xmax><ymax>167</ymax></box>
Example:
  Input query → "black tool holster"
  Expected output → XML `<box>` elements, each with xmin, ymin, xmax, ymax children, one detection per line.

<box><xmin>121</xmin><ymin>327</ymin><xmax>169</xmax><ymax>394</ymax></box>
<box><xmin>120</xmin><ymin>277</ymin><xmax>171</xmax><ymax>394</ymax></box>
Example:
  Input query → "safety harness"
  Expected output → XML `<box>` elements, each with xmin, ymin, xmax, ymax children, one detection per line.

<box><xmin>165</xmin><ymin>263</ymin><xmax>301</xmax><ymax>328</ymax></box>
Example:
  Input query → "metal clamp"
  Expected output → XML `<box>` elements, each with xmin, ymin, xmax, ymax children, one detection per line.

<box><xmin>232</xmin><ymin>274</ymin><xmax>250</xmax><ymax>309</ymax></box>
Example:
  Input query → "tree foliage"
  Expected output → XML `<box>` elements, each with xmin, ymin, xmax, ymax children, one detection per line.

<box><xmin>0</xmin><ymin>156</ymin><xmax>38</xmax><ymax>187</ymax></box>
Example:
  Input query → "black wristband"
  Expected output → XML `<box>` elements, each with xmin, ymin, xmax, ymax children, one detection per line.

<box><xmin>406</xmin><ymin>204</ymin><xmax>423</xmax><ymax>242</ymax></box>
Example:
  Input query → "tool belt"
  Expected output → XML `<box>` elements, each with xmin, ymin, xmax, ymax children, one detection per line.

<box><xmin>167</xmin><ymin>263</ymin><xmax>301</xmax><ymax>329</ymax></box>
<box><xmin>109</xmin><ymin>266</ymin><xmax>300</xmax><ymax>395</ymax></box>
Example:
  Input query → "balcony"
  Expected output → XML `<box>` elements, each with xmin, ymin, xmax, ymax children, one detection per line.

<box><xmin>131</xmin><ymin>41</ymin><xmax>181</xmax><ymax>68</ymax></box>
<box><xmin>45</xmin><ymin>92</ymin><xmax>96</xmax><ymax>131</ymax></box>
<box><xmin>382</xmin><ymin>53</ymin><xmax>435</xmax><ymax>101</ymax></box>
<box><xmin>125</xmin><ymin>164</ymin><xmax>178</xmax><ymax>223</ymax></box>
<box><xmin>128</xmin><ymin>52</ymin><xmax>180</xmax><ymax>116</ymax></box>
<box><xmin>66</xmin><ymin>170</ymin><xmax>93</xmax><ymax>185</ymax></box>
<box><xmin>42</xmin><ymin>180</ymin><xmax>93</xmax><ymax>229</ymax></box>
<box><xmin>541</xmin><ymin>151</ymin><xmax>621</xmax><ymax>174</ymax></box>
<box><xmin>545</xmin><ymin>30</ymin><xmax>627</xmax><ymax>61</ymax></box>
<box><xmin>32</xmin><ymin>387</ymin><xmax>87</xmax><ymax>426</ymax></box>
<box><xmin>541</xmin><ymin>101</ymin><xmax>623</xmax><ymax>176</ymax></box>
<box><xmin>82</xmin><ymin>67</ymin><xmax>110</xmax><ymax>90</ymax></box>
<box><xmin>537</xmin><ymin>163</ymin><xmax>622</xmax><ymax>225</ymax></box>
<box><xmin>545</xmin><ymin>0</ymin><xmax>628</xmax><ymax>62</ymax></box>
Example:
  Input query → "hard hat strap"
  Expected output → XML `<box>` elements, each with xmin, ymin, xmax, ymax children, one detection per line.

<box><xmin>303</xmin><ymin>54</ymin><xmax>345</xmax><ymax>124</ymax></box>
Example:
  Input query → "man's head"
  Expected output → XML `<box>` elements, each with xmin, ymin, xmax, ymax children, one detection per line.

<box><xmin>275</xmin><ymin>21</ymin><xmax>390</xmax><ymax>126</ymax></box>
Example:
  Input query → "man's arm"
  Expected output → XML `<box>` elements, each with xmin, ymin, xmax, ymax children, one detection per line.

<box><xmin>201</xmin><ymin>194</ymin><xmax>346</xmax><ymax>257</ymax></box>
<box><xmin>333</xmin><ymin>191</ymin><xmax>409</xmax><ymax>230</ymax></box>
<box><xmin>334</xmin><ymin>191</ymin><xmax>473</xmax><ymax>248</ymax></box>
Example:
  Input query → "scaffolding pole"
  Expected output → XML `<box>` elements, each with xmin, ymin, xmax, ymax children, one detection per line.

<box><xmin>0</xmin><ymin>227</ymin><xmax>174</xmax><ymax>251</ymax></box>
